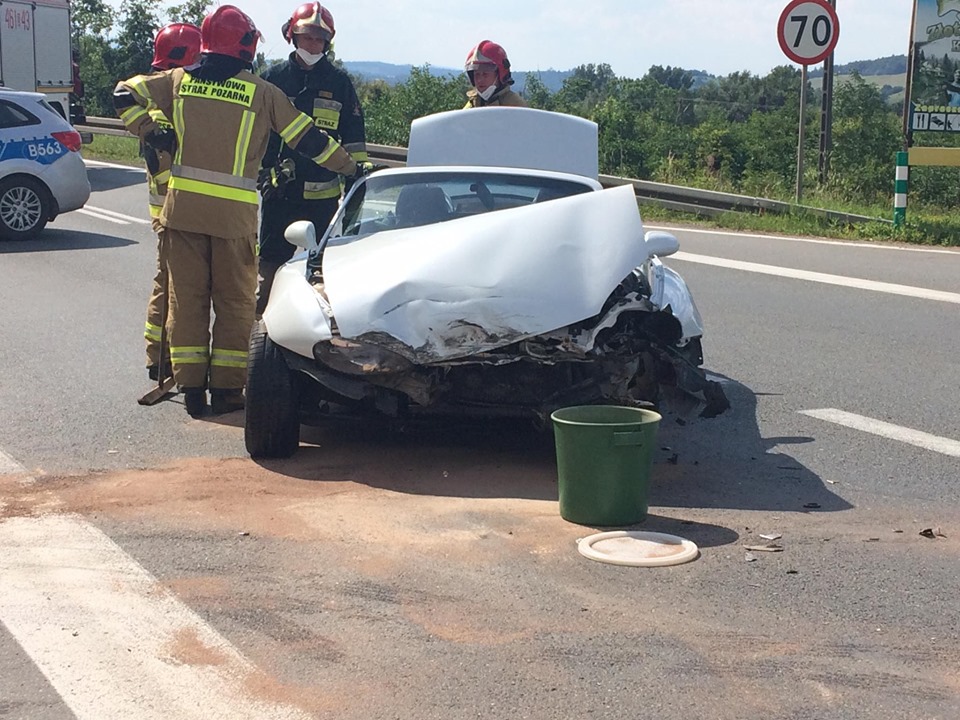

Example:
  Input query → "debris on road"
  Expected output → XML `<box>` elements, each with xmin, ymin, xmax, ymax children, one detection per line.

<box><xmin>759</xmin><ymin>533</ymin><xmax>782</xmax><ymax>541</ymax></box>
<box><xmin>744</xmin><ymin>552</ymin><xmax>757</xmax><ymax>562</ymax></box>
<box><xmin>743</xmin><ymin>543</ymin><xmax>784</xmax><ymax>553</ymax></box>
<box><xmin>803</xmin><ymin>502</ymin><xmax>821</xmax><ymax>509</ymax></box>
<box><xmin>919</xmin><ymin>527</ymin><xmax>947</xmax><ymax>539</ymax></box>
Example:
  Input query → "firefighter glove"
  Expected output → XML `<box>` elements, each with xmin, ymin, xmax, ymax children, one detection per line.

<box><xmin>348</xmin><ymin>161</ymin><xmax>376</xmax><ymax>180</ymax></box>
<box><xmin>144</xmin><ymin>128</ymin><xmax>177</xmax><ymax>155</ymax></box>
<box><xmin>257</xmin><ymin>158</ymin><xmax>296</xmax><ymax>201</ymax></box>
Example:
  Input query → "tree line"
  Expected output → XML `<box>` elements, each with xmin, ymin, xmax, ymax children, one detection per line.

<box><xmin>75</xmin><ymin>1</ymin><xmax>956</xmax><ymax>210</ymax></box>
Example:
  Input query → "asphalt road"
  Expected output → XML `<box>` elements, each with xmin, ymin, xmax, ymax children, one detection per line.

<box><xmin>1</xmin><ymin>161</ymin><xmax>958</xmax><ymax>719</ymax></box>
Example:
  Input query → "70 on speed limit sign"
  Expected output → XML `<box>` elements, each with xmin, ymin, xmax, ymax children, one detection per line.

<box><xmin>777</xmin><ymin>0</ymin><xmax>840</xmax><ymax>66</ymax></box>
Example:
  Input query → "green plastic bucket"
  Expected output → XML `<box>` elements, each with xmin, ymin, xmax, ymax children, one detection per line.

<box><xmin>550</xmin><ymin>405</ymin><xmax>662</xmax><ymax>526</ymax></box>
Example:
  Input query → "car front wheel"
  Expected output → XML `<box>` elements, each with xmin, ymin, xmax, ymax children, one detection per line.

<box><xmin>0</xmin><ymin>177</ymin><xmax>50</xmax><ymax>239</ymax></box>
<box><xmin>245</xmin><ymin>321</ymin><xmax>301</xmax><ymax>458</ymax></box>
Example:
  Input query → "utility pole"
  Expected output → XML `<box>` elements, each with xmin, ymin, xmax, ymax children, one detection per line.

<box><xmin>817</xmin><ymin>0</ymin><xmax>836</xmax><ymax>185</ymax></box>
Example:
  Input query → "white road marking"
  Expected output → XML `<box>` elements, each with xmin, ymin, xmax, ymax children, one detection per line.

<box><xmin>672</xmin><ymin>251</ymin><xmax>960</xmax><ymax>305</ymax></box>
<box><xmin>83</xmin><ymin>159</ymin><xmax>140</xmax><ymax>171</ymax></box>
<box><xmin>0</xmin><ymin>514</ymin><xmax>311</xmax><ymax>720</ymax></box>
<box><xmin>801</xmin><ymin>408</ymin><xmax>960</xmax><ymax>458</ymax></box>
<box><xmin>76</xmin><ymin>208</ymin><xmax>129</xmax><ymax>225</ymax></box>
<box><xmin>0</xmin><ymin>448</ymin><xmax>25</xmax><ymax>475</ymax></box>
<box><xmin>85</xmin><ymin>205</ymin><xmax>152</xmax><ymax>224</ymax></box>
<box><xmin>647</xmin><ymin>224</ymin><xmax>960</xmax><ymax>255</ymax></box>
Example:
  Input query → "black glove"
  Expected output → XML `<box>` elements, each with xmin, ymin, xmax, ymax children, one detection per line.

<box><xmin>257</xmin><ymin>158</ymin><xmax>296</xmax><ymax>201</ymax></box>
<box><xmin>144</xmin><ymin>147</ymin><xmax>160</xmax><ymax>176</ymax></box>
<box><xmin>143</xmin><ymin>128</ymin><xmax>176</xmax><ymax>155</ymax></box>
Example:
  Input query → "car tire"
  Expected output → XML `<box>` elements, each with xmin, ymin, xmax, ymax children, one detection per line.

<box><xmin>0</xmin><ymin>177</ymin><xmax>50</xmax><ymax>239</ymax></box>
<box><xmin>245</xmin><ymin>321</ymin><xmax>301</xmax><ymax>458</ymax></box>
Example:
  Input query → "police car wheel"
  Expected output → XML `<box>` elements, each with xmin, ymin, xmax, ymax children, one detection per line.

<box><xmin>0</xmin><ymin>177</ymin><xmax>50</xmax><ymax>239</ymax></box>
<box><xmin>245</xmin><ymin>320</ymin><xmax>301</xmax><ymax>458</ymax></box>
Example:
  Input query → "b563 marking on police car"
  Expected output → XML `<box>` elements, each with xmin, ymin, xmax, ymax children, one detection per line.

<box><xmin>0</xmin><ymin>137</ymin><xmax>68</xmax><ymax>165</ymax></box>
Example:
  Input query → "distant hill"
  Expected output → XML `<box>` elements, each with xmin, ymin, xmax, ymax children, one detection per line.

<box><xmin>340</xmin><ymin>56</ymin><xmax>908</xmax><ymax>101</ymax></box>
<box><xmin>342</xmin><ymin>61</ymin><xmax>716</xmax><ymax>93</ymax></box>
<box><xmin>809</xmin><ymin>54</ymin><xmax>907</xmax><ymax>78</ymax></box>
<box><xmin>341</xmin><ymin>61</ymin><xmax>573</xmax><ymax>93</ymax></box>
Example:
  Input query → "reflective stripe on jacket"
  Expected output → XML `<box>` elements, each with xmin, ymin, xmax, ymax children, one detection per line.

<box><xmin>119</xmin><ymin>67</ymin><xmax>322</xmax><ymax>239</ymax></box>
<box><xmin>260</xmin><ymin>54</ymin><xmax>368</xmax><ymax>203</ymax></box>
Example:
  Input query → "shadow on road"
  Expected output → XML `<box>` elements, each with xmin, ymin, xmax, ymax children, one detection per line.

<box><xmin>653</xmin><ymin>373</ymin><xmax>852</xmax><ymax>513</ymax></box>
<box><xmin>86</xmin><ymin>165</ymin><xmax>144</xmax><ymax>192</ymax></box>
<box><xmin>248</xmin><ymin>372</ymin><xmax>848</xmax><ymax>518</ymax></box>
<box><xmin>0</xmin><ymin>228</ymin><xmax>137</xmax><ymax>253</ymax></box>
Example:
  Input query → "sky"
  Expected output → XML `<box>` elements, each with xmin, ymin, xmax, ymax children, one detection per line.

<box><xmin>217</xmin><ymin>0</ymin><xmax>918</xmax><ymax>77</ymax></box>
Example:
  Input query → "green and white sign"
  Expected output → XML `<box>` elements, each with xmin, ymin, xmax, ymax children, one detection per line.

<box><xmin>909</xmin><ymin>0</ymin><xmax>960</xmax><ymax>132</ymax></box>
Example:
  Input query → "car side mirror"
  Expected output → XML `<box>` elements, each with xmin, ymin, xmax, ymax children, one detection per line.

<box><xmin>644</xmin><ymin>230</ymin><xmax>679</xmax><ymax>258</ymax></box>
<box><xmin>285</xmin><ymin>220</ymin><xmax>319</xmax><ymax>253</ymax></box>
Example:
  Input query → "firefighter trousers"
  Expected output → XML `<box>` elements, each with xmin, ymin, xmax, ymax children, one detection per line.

<box><xmin>144</xmin><ymin>224</ymin><xmax>169</xmax><ymax>368</ymax></box>
<box><xmin>165</xmin><ymin>228</ymin><xmax>258</xmax><ymax>391</ymax></box>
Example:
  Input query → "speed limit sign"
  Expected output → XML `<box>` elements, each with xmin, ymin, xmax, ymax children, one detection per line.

<box><xmin>777</xmin><ymin>0</ymin><xmax>840</xmax><ymax>66</ymax></box>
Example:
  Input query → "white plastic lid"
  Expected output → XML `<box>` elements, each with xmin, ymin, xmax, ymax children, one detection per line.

<box><xmin>577</xmin><ymin>531</ymin><xmax>699</xmax><ymax>567</ymax></box>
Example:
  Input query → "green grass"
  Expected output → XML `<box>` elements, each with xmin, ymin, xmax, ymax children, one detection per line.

<box><xmin>82</xmin><ymin>134</ymin><xmax>143</xmax><ymax>166</ymax></box>
<box><xmin>641</xmin><ymin>201</ymin><xmax>960</xmax><ymax>247</ymax></box>
<box><xmin>79</xmin><ymin>132</ymin><xmax>959</xmax><ymax>247</ymax></box>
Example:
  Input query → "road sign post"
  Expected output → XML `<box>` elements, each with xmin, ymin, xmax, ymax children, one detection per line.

<box><xmin>777</xmin><ymin>0</ymin><xmax>840</xmax><ymax>202</ymax></box>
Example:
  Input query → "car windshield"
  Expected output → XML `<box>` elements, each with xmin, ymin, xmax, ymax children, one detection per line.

<box><xmin>325</xmin><ymin>171</ymin><xmax>594</xmax><ymax>245</ymax></box>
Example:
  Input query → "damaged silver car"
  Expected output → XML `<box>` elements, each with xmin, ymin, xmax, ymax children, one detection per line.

<box><xmin>246</xmin><ymin>108</ymin><xmax>728</xmax><ymax>458</ymax></box>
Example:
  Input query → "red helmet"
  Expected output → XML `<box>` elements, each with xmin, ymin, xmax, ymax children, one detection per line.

<box><xmin>200</xmin><ymin>5</ymin><xmax>262</xmax><ymax>62</ymax></box>
<box><xmin>465</xmin><ymin>40</ymin><xmax>513</xmax><ymax>86</ymax></box>
<box><xmin>152</xmin><ymin>23</ymin><xmax>202</xmax><ymax>70</ymax></box>
<box><xmin>282</xmin><ymin>2</ymin><xmax>335</xmax><ymax>44</ymax></box>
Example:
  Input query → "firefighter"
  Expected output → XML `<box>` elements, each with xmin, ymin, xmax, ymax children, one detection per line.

<box><xmin>142</xmin><ymin>23</ymin><xmax>202</xmax><ymax>383</ymax></box>
<box><xmin>255</xmin><ymin>2</ymin><xmax>368</xmax><ymax>317</ymax></box>
<box><xmin>463</xmin><ymin>41</ymin><xmax>527</xmax><ymax>108</ymax></box>
<box><xmin>114</xmin><ymin>5</ymin><xmax>366</xmax><ymax>417</ymax></box>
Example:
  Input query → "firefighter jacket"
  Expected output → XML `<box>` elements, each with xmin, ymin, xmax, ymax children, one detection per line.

<box><xmin>261</xmin><ymin>53</ymin><xmax>368</xmax><ymax>202</ymax></box>
<box><xmin>464</xmin><ymin>86</ymin><xmax>527</xmax><ymax>109</ymax></box>
<box><xmin>116</xmin><ymin>66</ymin><xmax>356</xmax><ymax>239</ymax></box>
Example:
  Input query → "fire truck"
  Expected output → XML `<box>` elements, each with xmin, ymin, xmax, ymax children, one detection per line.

<box><xmin>0</xmin><ymin>0</ymin><xmax>81</xmax><ymax>122</ymax></box>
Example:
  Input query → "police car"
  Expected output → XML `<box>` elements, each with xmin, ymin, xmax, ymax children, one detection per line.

<box><xmin>0</xmin><ymin>89</ymin><xmax>90</xmax><ymax>238</ymax></box>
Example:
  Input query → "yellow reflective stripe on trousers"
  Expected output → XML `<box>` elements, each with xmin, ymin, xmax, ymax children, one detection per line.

<box><xmin>170</xmin><ymin>346</ymin><xmax>209</xmax><ymax>364</ymax></box>
<box><xmin>148</xmin><ymin>202</ymin><xmax>162</xmax><ymax>218</ymax></box>
<box><xmin>280</xmin><ymin>113</ymin><xmax>313</xmax><ymax>144</ymax></box>
<box><xmin>168</xmin><ymin>176</ymin><xmax>258</xmax><ymax>204</ymax></box>
<box><xmin>172</xmin><ymin>98</ymin><xmax>185</xmax><ymax>165</ymax></box>
<box><xmin>153</xmin><ymin>169</ymin><xmax>171</xmax><ymax>184</ymax></box>
<box><xmin>233</xmin><ymin>110</ymin><xmax>255</xmax><ymax>177</ymax></box>
<box><xmin>144</xmin><ymin>322</ymin><xmax>162</xmax><ymax>341</ymax></box>
<box><xmin>211</xmin><ymin>348</ymin><xmax>248</xmax><ymax>368</ymax></box>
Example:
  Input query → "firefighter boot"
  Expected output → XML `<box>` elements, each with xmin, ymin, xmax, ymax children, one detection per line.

<box><xmin>182</xmin><ymin>388</ymin><xmax>207</xmax><ymax>418</ymax></box>
<box><xmin>210</xmin><ymin>389</ymin><xmax>245</xmax><ymax>415</ymax></box>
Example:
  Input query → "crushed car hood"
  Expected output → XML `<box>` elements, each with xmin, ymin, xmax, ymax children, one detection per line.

<box><xmin>322</xmin><ymin>184</ymin><xmax>650</xmax><ymax>363</ymax></box>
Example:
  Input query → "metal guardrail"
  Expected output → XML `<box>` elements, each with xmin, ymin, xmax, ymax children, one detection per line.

<box><xmin>79</xmin><ymin>116</ymin><xmax>890</xmax><ymax>225</ymax></box>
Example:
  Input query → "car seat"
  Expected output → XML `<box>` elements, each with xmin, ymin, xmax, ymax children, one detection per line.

<box><xmin>394</xmin><ymin>185</ymin><xmax>452</xmax><ymax>227</ymax></box>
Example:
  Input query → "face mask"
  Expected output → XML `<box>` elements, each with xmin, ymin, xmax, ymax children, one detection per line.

<box><xmin>296</xmin><ymin>47</ymin><xmax>325</xmax><ymax>66</ymax></box>
<box><xmin>478</xmin><ymin>84</ymin><xmax>498</xmax><ymax>101</ymax></box>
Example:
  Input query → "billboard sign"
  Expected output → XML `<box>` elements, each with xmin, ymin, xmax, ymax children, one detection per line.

<box><xmin>909</xmin><ymin>0</ymin><xmax>960</xmax><ymax>132</ymax></box>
